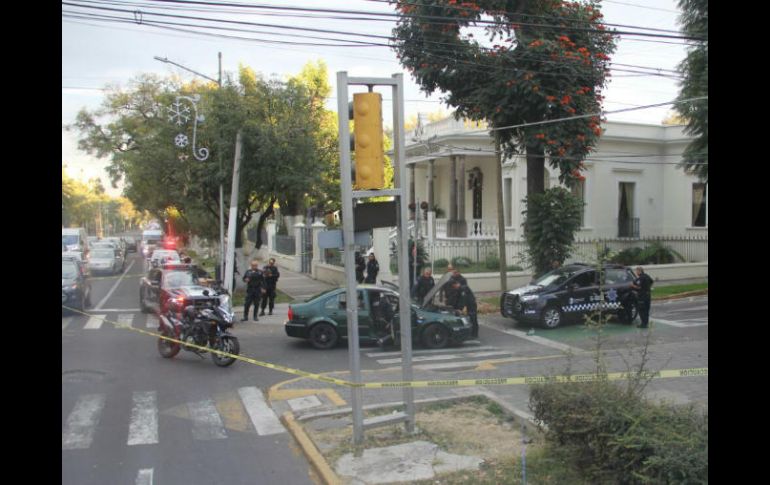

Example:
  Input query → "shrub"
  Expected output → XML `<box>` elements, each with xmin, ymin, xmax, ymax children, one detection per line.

<box><xmin>485</xmin><ymin>253</ymin><xmax>501</xmax><ymax>270</ymax></box>
<box><xmin>434</xmin><ymin>258</ymin><xmax>449</xmax><ymax>268</ymax></box>
<box><xmin>611</xmin><ymin>243</ymin><xmax>684</xmax><ymax>266</ymax></box>
<box><xmin>506</xmin><ymin>264</ymin><xmax>524</xmax><ymax>271</ymax></box>
<box><xmin>451</xmin><ymin>256</ymin><xmax>472</xmax><ymax>268</ymax></box>
<box><xmin>530</xmin><ymin>380</ymin><xmax>708</xmax><ymax>484</ymax></box>
<box><xmin>611</xmin><ymin>247</ymin><xmax>644</xmax><ymax>266</ymax></box>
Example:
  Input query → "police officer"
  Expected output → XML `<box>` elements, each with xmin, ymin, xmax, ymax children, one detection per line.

<box><xmin>355</xmin><ymin>252</ymin><xmax>366</xmax><ymax>284</ymax></box>
<box><xmin>364</xmin><ymin>253</ymin><xmax>379</xmax><ymax>284</ymax></box>
<box><xmin>413</xmin><ymin>267</ymin><xmax>435</xmax><ymax>305</ymax></box>
<box><xmin>373</xmin><ymin>293</ymin><xmax>397</xmax><ymax>347</ymax></box>
<box><xmin>450</xmin><ymin>281</ymin><xmax>478</xmax><ymax>338</ymax></box>
<box><xmin>259</xmin><ymin>258</ymin><xmax>280</xmax><ymax>316</ymax></box>
<box><xmin>241</xmin><ymin>260</ymin><xmax>265</xmax><ymax>322</ymax></box>
<box><xmin>631</xmin><ymin>266</ymin><xmax>654</xmax><ymax>328</ymax></box>
<box><xmin>442</xmin><ymin>265</ymin><xmax>467</xmax><ymax>305</ymax></box>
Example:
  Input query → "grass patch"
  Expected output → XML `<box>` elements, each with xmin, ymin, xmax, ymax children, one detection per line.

<box><xmin>652</xmin><ymin>282</ymin><xmax>707</xmax><ymax>299</ymax></box>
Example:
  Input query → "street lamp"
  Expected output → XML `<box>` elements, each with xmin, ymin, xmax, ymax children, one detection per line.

<box><xmin>155</xmin><ymin>54</ymin><xmax>226</xmax><ymax>282</ymax></box>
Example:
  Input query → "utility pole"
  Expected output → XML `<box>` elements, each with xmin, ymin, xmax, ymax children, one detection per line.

<box><xmin>224</xmin><ymin>129</ymin><xmax>243</xmax><ymax>294</ymax></box>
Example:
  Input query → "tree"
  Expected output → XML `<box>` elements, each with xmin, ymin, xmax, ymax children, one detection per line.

<box><xmin>674</xmin><ymin>0</ymin><xmax>708</xmax><ymax>182</ymax></box>
<box><xmin>69</xmin><ymin>63</ymin><xmax>337</xmax><ymax>249</ymax></box>
<box><xmin>392</xmin><ymin>0</ymin><xmax>615</xmax><ymax>277</ymax></box>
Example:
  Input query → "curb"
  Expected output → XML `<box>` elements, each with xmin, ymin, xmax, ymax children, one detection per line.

<box><xmin>281</xmin><ymin>411</ymin><xmax>342</xmax><ymax>485</ymax></box>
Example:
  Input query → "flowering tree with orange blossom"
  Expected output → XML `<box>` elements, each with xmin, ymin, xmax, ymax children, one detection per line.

<box><xmin>392</xmin><ymin>0</ymin><xmax>617</xmax><ymax>273</ymax></box>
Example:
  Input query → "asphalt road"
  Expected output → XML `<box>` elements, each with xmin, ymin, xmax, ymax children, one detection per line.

<box><xmin>62</xmin><ymin>252</ymin><xmax>318</xmax><ymax>485</ymax></box>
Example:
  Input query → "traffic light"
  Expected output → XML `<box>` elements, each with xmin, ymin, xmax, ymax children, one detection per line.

<box><xmin>352</xmin><ymin>92</ymin><xmax>384</xmax><ymax>189</ymax></box>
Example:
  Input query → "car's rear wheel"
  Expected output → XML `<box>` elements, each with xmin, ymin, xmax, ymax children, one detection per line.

<box><xmin>541</xmin><ymin>306</ymin><xmax>563</xmax><ymax>329</ymax></box>
<box><xmin>309</xmin><ymin>323</ymin><xmax>338</xmax><ymax>350</ymax></box>
<box><xmin>422</xmin><ymin>323</ymin><xmax>450</xmax><ymax>349</ymax></box>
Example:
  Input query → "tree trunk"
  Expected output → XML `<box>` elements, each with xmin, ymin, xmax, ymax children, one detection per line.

<box><xmin>254</xmin><ymin>198</ymin><xmax>276</xmax><ymax>249</ymax></box>
<box><xmin>526</xmin><ymin>144</ymin><xmax>546</xmax><ymax>197</ymax></box>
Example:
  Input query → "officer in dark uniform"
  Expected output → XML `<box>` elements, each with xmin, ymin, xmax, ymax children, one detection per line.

<box><xmin>450</xmin><ymin>281</ymin><xmax>478</xmax><ymax>338</ymax></box>
<box><xmin>442</xmin><ymin>266</ymin><xmax>468</xmax><ymax>305</ymax></box>
<box><xmin>631</xmin><ymin>266</ymin><xmax>654</xmax><ymax>328</ymax></box>
<box><xmin>373</xmin><ymin>293</ymin><xmax>397</xmax><ymax>347</ymax></box>
<box><xmin>355</xmin><ymin>252</ymin><xmax>366</xmax><ymax>284</ymax></box>
<box><xmin>364</xmin><ymin>253</ymin><xmax>379</xmax><ymax>284</ymax></box>
<box><xmin>413</xmin><ymin>268</ymin><xmax>435</xmax><ymax>305</ymax></box>
<box><xmin>259</xmin><ymin>258</ymin><xmax>280</xmax><ymax>316</ymax></box>
<box><xmin>241</xmin><ymin>260</ymin><xmax>265</xmax><ymax>322</ymax></box>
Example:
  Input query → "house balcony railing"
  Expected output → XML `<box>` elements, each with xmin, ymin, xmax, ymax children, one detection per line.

<box><xmin>618</xmin><ymin>218</ymin><xmax>640</xmax><ymax>238</ymax></box>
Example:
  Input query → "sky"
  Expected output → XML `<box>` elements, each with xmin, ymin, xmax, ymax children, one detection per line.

<box><xmin>62</xmin><ymin>0</ymin><xmax>690</xmax><ymax>197</ymax></box>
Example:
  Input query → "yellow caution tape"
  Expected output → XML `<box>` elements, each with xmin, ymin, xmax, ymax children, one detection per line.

<box><xmin>62</xmin><ymin>306</ymin><xmax>707</xmax><ymax>390</ymax></box>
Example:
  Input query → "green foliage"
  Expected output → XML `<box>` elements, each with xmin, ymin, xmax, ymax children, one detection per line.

<box><xmin>451</xmin><ymin>256</ymin><xmax>472</xmax><ymax>268</ymax></box>
<box><xmin>522</xmin><ymin>187</ymin><xmax>584</xmax><ymax>275</ymax></box>
<box><xmin>392</xmin><ymin>0</ymin><xmax>617</xmax><ymax>188</ymax></box>
<box><xmin>674</xmin><ymin>0</ymin><xmax>708</xmax><ymax>182</ymax></box>
<box><xmin>68</xmin><ymin>61</ymin><xmax>339</xmax><ymax>246</ymax></box>
<box><xmin>434</xmin><ymin>258</ymin><xmax>449</xmax><ymax>268</ymax></box>
<box><xmin>611</xmin><ymin>242</ymin><xmax>684</xmax><ymax>265</ymax></box>
<box><xmin>530</xmin><ymin>380</ymin><xmax>708</xmax><ymax>484</ymax></box>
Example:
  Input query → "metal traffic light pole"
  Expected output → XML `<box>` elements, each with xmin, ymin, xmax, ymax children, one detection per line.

<box><xmin>337</xmin><ymin>72</ymin><xmax>414</xmax><ymax>445</ymax></box>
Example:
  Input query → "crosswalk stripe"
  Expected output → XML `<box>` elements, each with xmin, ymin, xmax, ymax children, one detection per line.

<box><xmin>84</xmin><ymin>315</ymin><xmax>107</xmax><ymax>330</ymax></box>
<box><xmin>187</xmin><ymin>399</ymin><xmax>227</xmax><ymax>440</ymax></box>
<box><xmin>127</xmin><ymin>391</ymin><xmax>159</xmax><ymax>446</ymax></box>
<box><xmin>118</xmin><ymin>314</ymin><xmax>135</xmax><ymax>327</ymax></box>
<box><xmin>62</xmin><ymin>394</ymin><xmax>106</xmax><ymax>450</ymax></box>
<box><xmin>377</xmin><ymin>351</ymin><xmax>512</xmax><ymax>365</ymax></box>
<box><xmin>146</xmin><ymin>315</ymin><xmax>157</xmax><ymax>329</ymax></box>
<box><xmin>62</xmin><ymin>317</ymin><xmax>73</xmax><ymax>330</ymax></box>
<box><xmin>135</xmin><ymin>468</ymin><xmax>153</xmax><ymax>485</ymax></box>
<box><xmin>366</xmin><ymin>345</ymin><xmax>496</xmax><ymax>358</ymax></box>
<box><xmin>238</xmin><ymin>387</ymin><xmax>286</xmax><ymax>436</ymax></box>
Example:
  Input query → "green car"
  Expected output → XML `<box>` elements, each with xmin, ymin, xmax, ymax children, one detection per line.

<box><xmin>284</xmin><ymin>273</ymin><xmax>472</xmax><ymax>350</ymax></box>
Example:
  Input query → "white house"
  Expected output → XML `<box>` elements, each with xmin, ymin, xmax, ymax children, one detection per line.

<box><xmin>403</xmin><ymin>115</ymin><xmax>707</xmax><ymax>243</ymax></box>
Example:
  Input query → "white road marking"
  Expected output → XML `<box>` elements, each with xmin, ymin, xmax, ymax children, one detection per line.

<box><xmin>665</xmin><ymin>305</ymin><xmax>709</xmax><ymax>313</ymax></box>
<box><xmin>146</xmin><ymin>315</ymin><xmax>158</xmax><ymax>329</ymax></box>
<box><xmin>238</xmin><ymin>387</ymin><xmax>286</xmax><ymax>436</ymax></box>
<box><xmin>127</xmin><ymin>391</ymin><xmax>159</xmax><ymax>446</ymax></box>
<box><xmin>62</xmin><ymin>317</ymin><xmax>73</xmax><ymax>330</ymax></box>
<box><xmin>62</xmin><ymin>394</ymin><xmax>106</xmax><ymax>450</ymax></box>
<box><xmin>377</xmin><ymin>351</ymin><xmax>511</xmax><ymax>365</ymax></box>
<box><xmin>135</xmin><ymin>468</ymin><xmax>154</xmax><ymax>485</ymax></box>
<box><xmin>187</xmin><ymin>399</ymin><xmax>227</xmax><ymax>440</ymax></box>
<box><xmin>366</xmin><ymin>345</ymin><xmax>495</xmax><ymax>358</ymax></box>
<box><xmin>84</xmin><ymin>315</ymin><xmax>107</xmax><ymax>330</ymax></box>
<box><xmin>94</xmin><ymin>259</ymin><xmax>136</xmax><ymax>310</ymax></box>
<box><xmin>652</xmin><ymin>318</ymin><xmax>708</xmax><ymax>328</ymax></box>
<box><xmin>90</xmin><ymin>308</ymin><xmax>142</xmax><ymax>313</ymax></box>
<box><xmin>118</xmin><ymin>314</ymin><xmax>135</xmax><ymax>328</ymax></box>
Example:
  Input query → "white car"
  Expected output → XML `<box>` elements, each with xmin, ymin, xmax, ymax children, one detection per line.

<box><xmin>88</xmin><ymin>248</ymin><xmax>122</xmax><ymax>275</ymax></box>
<box><xmin>148</xmin><ymin>249</ymin><xmax>180</xmax><ymax>268</ymax></box>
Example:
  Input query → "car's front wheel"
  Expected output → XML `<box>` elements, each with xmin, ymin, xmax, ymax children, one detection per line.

<box><xmin>309</xmin><ymin>323</ymin><xmax>338</xmax><ymax>350</ymax></box>
<box><xmin>541</xmin><ymin>306</ymin><xmax>563</xmax><ymax>329</ymax></box>
<box><xmin>422</xmin><ymin>323</ymin><xmax>450</xmax><ymax>349</ymax></box>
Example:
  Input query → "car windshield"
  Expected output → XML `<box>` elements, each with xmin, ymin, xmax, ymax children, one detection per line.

<box><xmin>164</xmin><ymin>271</ymin><xmax>197</xmax><ymax>288</ymax></box>
<box><xmin>91</xmin><ymin>249</ymin><xmax>114</xmax><ymax>259</ymax></box>
<box><xmin>62</xmin><ymin>235</ymin><xmax>79</xmax><ymax>246</ymax></box>
<box><xmin>532</xmin><ymin>268</ymin><xmax>579</xmax><ymax>287</ymax></box>
<box><xmin>62</xmin><ymin>261</ymin><xmax>78</xmax><ymax>279</ymax></box>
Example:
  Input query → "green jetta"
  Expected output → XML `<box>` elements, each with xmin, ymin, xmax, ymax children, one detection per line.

<box><xmin>284</xmin><ymin>273</ymin><xmax>472</xmax><ymax>350</ymax></box>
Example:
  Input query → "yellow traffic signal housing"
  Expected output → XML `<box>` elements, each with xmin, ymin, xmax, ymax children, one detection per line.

<box><xmin>353</xmin><ymin>92</ymin><xmax>384</xmax><ymax>189</ymax></box>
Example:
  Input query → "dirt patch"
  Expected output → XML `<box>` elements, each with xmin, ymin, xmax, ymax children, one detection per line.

<box><xmin>302</xmin><ymin>396</ymin><xmax>541</xmax><ymax>484</ymax></box>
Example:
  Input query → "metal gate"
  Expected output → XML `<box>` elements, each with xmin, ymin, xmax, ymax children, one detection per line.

<box><xmin>300</xmin><ymin>226</ymin><xmax>313</xmax><ymax>273</ymax></box>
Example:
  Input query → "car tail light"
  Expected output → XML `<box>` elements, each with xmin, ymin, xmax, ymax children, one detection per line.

<box><xmin>288</xmin><ymin>306</ymin><xmax>293</xmax><ymax>321</ymax></box>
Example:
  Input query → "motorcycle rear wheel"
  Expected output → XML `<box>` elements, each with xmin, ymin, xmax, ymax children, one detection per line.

<box><xmin>157</xmin><ymin>328</ymin><xmax>181</xmax><ymax>358</ymax></box>
<box><xmin>211</xmin><ymin>336</ymin><xmax>239</xmax><ymax>367</ymax></box>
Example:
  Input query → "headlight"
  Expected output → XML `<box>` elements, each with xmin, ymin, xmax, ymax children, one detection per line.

<box><xmin>520</xmin><ymin>294</ymin><xmax>539</xmax><ymax>302</ymax></box>
<box><xmin>461</xmin><ymin>317</ymin><xmax>471</xmax><ymax>327</ymax></box>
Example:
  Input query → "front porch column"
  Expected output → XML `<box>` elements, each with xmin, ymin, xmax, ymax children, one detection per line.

<box><xmin>409</xmin><ymin>165</ymin><xmax>416</xmax><ymax>220</ymax></box>
<box><xmin>293</xmin><ymin>222</ymin><xmax>305</xmax><ymax>272</ymax></box>
<box><xmin>427</xmin><ymin>159</ymin><xmax>435</xmax><ymax>211</ymax></box>
<box><xmin>449</xmin><ymin>155</ymin><xmax>457</xmax><ymax>222</ymax></box>
<box><xmin>311</xmin><ymin>221</ymin><xmax>325</xmax><ymax>279</ymax></box>
<box><xmin>457</xmin><ymin>155</ymin><xmax>467</xmax><ymax>237</ymax></box>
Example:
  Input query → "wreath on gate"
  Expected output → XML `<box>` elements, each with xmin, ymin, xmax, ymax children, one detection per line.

<box><xmin>391</xmin><ymin>0</ymin><xmax>616</xmax><ymax>186</ymax></box>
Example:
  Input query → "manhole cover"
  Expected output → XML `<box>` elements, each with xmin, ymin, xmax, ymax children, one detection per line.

<box><xmin>62</xmin><ymin>370</ymin><xmax>107</xmax><ymax>384</ymax></box>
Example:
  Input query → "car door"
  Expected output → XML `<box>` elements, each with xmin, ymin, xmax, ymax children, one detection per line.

<box><xmin>329</xmin><ymin>290</ymin><xmax>369</xmax><ymax>341</ymax></box>
<box><xmin>146</xmin><ymin>269</ymin><xmax>162</xmax><ymax>312</ymax></box>
<box><xmin>602</xmin><ymin>267</ymin><xmax>636</xmax><ymax>313</ymax></box>
<box><xmin>562</xmin><ymin>270</ymin><xmax>600</xmax><ymax>319</ymax></box>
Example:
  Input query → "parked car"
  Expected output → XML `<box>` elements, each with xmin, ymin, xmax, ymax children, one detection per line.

<box><xmin>62</xmin><ymin>255</ymin><xmax>91</xmax><ymax>312</ymax></box>
<box><xmin>499</xmin><ymin>263</ymin><xmax>638</xmax><ymax>329</ymax></box>
<box><xmin>284</xmin><ymin>273</ymin><xmax>472</xmax><ymax>350</ymax></box>
<box><xmin>103</xmin><ymin>237</ymin><xmax>126</xmax><ymax>259</ymax></box>
<box><xmin>62</xmin><ymin>227</ymin><xmax>89</xmax><ymax>260</ymax></box>
<box><xmin>91</xmin><ymin>241</ymin><xmax>125</xmax><ymax>269</ymax></box>
<box><xmin>87</xmin><ymin>248</ymin><xmax>122</xmax><ymax>275</ymax></box>
<box><xmin>148</xmin><ymin>249</ymin><xmax>181</xmax><ymax>269</ymax></box>
<box><xmin>124</xmin><ymin>236</ymin><xmax>137</xmax><ymax>252</ymax></box>
<box><xmin>139</xmin><ymin>263</ymin><xmax>210</xmax><ymax>314</ymax></box>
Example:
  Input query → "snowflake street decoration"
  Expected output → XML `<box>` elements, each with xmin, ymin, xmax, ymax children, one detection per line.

<box><xmin>168</xmin><ymin>100</ymin><xmax>191</xmax><ymax>126</ymax></box>
<box><xmin>165</xmin><ymin>95</ymin><xmax>210</xmax><ymax>161</ymax></box>
<box><xmin>174</xmin><ymin>133</ymin><xmax>189</xmax><ymax>148</ymax></box>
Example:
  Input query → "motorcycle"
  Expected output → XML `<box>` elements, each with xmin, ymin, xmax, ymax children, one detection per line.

<box><xmin>156</xmin><ymin>284</ymin><xmax>240</xmax><ymax>367</ymax></box>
